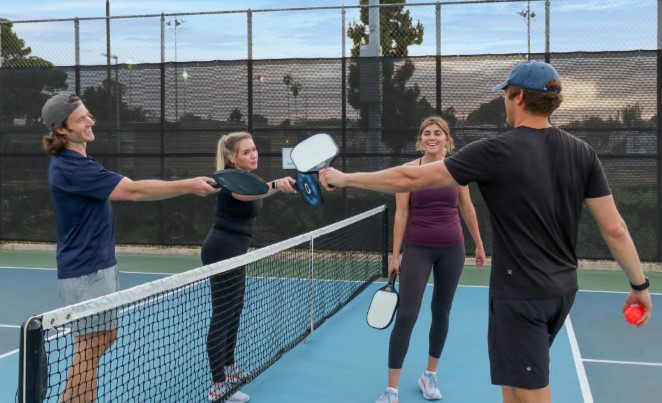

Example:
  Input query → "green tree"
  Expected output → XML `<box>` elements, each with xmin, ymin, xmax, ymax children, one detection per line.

<box><xmin>648</xmin><ymin>113</ymin><xmax>656</xmax><ymax>125</ymax></box>
<box><xmin>621</xmin><ymin>103</ymin><xmax>643</xmax><ymax>128</ymax></box>
<box><xmin>1</xmin><ymin>19</ymin><xmax>32</xmax><ymax>64</ymax></box>
<box><xmin>440</xmin><ymin>106</ymin><xmax>458</xmax><ymax>128</ymax></box>
<box><xmin>290</xmin><ymin>80</ymin><xmax>302</xmax><ymax>124</ymax></box>
<box><xmin>1</xmin><ymin>19</ymin><xmax>68</xmax><ymax>125</ymax></box>
<box><xmin>563</xmin><ymin>116</ymin><xmax>621</xmax><ymax>129</ymax></box>
<box><xmin>347</xmin><ymin>0</ymin><xmax>423</xmax><ymax>58</ymax></box>
<box><xmin>465</xmin><ymin>97</ymin><xmax>507</xmax><ymax>128</ymax></box>
<box><xmin>346</xmin><ymin>0</ymin><xmax>428</xmax><ymax>154</ymax></box>
<box><xmin>81</xmin><ymin>78</ymin><xmax>148</xmax><ymax>123</ymax></box>
<box><xmin>283</xmin><ymin>74</ymin><xmax>292</xmax><ymax>119</ymax></box>
<box><xmin>81</xmin><ymin>81</ymin><xmax>116</xmax><ymax>123</ymax></box>
<box><xmin>228</xmin><ymin>107</ymin><xmax>243</xmax><ymax>123</ymax></box>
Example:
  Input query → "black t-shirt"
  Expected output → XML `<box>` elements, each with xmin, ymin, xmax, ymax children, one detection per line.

<box><xmin>445</xmin><ymin>126</ymin><xmax>611</xmax><ymax>299</ymax></box>
<box><xmin>211</xmin><ymin>188</ymin><xmax>263</xmax><ymax>249</ymax></box>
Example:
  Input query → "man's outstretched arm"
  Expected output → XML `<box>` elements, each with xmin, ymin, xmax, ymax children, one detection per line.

<box><xmin>319</xmin><ymin>159</ymin><xmax>458</xmax><ymax>193</ymax></box>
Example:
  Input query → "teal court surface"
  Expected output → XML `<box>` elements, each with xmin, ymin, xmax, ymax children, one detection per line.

<box><xmin>0</xmin><ymin>259</ymin><xmax>660</xmax><ymax>403</ymax></box>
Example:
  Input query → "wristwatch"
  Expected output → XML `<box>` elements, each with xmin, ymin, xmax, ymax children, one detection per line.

<box><xmin>630</xmin><ymin>277</ymin><xmax>650</xmax><ymax>291</ymax></box>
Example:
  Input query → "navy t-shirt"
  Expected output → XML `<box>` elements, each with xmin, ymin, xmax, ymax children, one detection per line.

<box><xmin>48</xmin><ymin>149</ymin><xmax>124</xmax><ymax>279</ymax></box>
<box><xmin>445</xmin><ymin>127</ymin><xmax>611</xmax><ymax>299</ymax></box>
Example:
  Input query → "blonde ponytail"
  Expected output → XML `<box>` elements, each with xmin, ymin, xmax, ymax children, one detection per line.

<box><xmin>215</xmin><ymin>131</ymin><xmax>253</xmax><ymax>171</ymax></box>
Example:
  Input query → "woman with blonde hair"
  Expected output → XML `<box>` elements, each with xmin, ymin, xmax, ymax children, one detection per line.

<box><xmin>376</xmin><ymin>116</ymin><xmax>486</xmax><ymax>403</ymax></box>
<box><xmin>202</xmin><ymin>131</ymin><xmax>296</xmax><ymax>402</ymax></box>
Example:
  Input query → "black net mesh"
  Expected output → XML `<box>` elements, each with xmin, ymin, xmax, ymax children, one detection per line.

<box><xmin>18</xmin><ymin>207</ymin><xmax>386</xmax><ymax>402</ymax></box>
<box><xmin>0</xmin><ymin>52</ymin><xmax>659</xmax><ymax>260</ymax></box>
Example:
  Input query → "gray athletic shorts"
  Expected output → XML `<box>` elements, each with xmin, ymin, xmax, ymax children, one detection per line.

<box><xmin>58</xmin><ymin>265</ymin><xmax>120</xmax><ymax>335</ymax></box>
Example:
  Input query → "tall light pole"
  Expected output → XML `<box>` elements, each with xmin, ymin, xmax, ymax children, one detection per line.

<box><xmin>518</xmin><ymin>0</ymin><xmax>536</xmax><ymax>59</ymax></box>
<box><xmin>101</xmin><ymin>52</ymin><xmax>120</xmax><ymax>128</ymax></box>
<box><xmin>182</xmin><ymin>69</ymin><xmax>189</xmax><ymax>116</ymax></box>
<box><xmin>256</xmin><ymin>75</ymin><xmax>264</xmax><ymax>116</ymax></box>
<box><xmin>127</xmin><ymin>58</ymin><xmax>134</xmax><ymax>107</ymax></box>
<box><xmin>105</xmin><ymin>0</ymin><xmax>111</xmax><ymax>85</ymax></box>
<box><xmin>166</xmin><ymin>17</ymin><xmax>184</xmax><ymax>121</ymax></box>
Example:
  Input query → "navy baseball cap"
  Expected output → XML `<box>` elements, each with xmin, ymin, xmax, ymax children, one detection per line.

<box><xmin>492</xmin><ymin>60</ymin><xmax>562</xmax><ymax>93</ymax></box>
<box><xmin>42</xmin><ymin>94</ymin><xmax>83</xmax><ymax>133</ymax></box>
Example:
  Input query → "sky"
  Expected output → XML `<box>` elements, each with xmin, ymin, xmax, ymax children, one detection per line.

<box><xmin>0</xmin><ymin>1</ymin><xmax>657</xmax><ymax>123</ymax></box>
<box><xmin>0</xmin><ymin>1</ymin><xmax>657</xmax><ymax>65</ymax></box>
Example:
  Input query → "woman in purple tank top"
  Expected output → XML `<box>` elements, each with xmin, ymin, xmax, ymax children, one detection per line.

<box><xmin>375</xmin><ymin>116</ymin><xmax>486</xmax><ymax>403</ymax></box>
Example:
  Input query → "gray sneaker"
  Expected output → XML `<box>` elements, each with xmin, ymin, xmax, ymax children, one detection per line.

<box><xmin>225</xmin><ymin>365</ymin><xmax>251</xmax><ymax>384</ymax></box>
<box><xmin>418</xmin><ymin>372</ymin><xmax>442</xmax><ymax>400</ymax></box>
<box><xmin>376</xmin><ymin>388</ymin><xmax>399</xmax><ymax>403</ymax></box>
<box><xmin>208</xmin><ymin>383</ymin><xmax>250</xmax><ymax>402</ymax></box>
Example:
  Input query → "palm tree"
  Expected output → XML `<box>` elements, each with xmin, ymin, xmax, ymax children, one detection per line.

<box><xmin>283</xmin><ymin>74</ymin><xmax>292</xmax><ymax>120</ymax></box>
<box><xmin>290</xmin><ymin>81</ymin><xmax>302</xmax><ymax>124</ymax></box>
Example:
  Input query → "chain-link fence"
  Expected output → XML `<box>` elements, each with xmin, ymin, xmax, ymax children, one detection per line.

<box><xmin>1</xmin><ymin>1</ymin><xmax>656</xmax><ymax>66</ymax></box>
<box><xmin>0</xmin><ymin>0</ymin><xmax>660</xmax><ymax>262</ymax></box>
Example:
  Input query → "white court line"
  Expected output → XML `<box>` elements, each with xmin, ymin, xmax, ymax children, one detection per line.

<box><xmin>0</xmin><ymin>349</ymin><xmax>18</xmax><ymax>359</ymax></box>
<box><xmin>0</xmin><ymin>266</ymin><xmax>174</xmax><ymax>277</ymax></box>
<box><xmin>0</xmin><ymin>327</ymin><xmax>71</xmax><ymax>362</ymax></box>
<box><xmin>0</xmin><ymin>324</ymin><xmax>20</xmax><ymax>329</ymax></box>
<box><xmin>579</xmin><ymin>289</ymin><xmax>662</xmax><ymax>296</ymax></box>
<box><xmin>565</xmin><ymin>316</ymin><xmax>594</xmax><ymax>403</ymax></box>
<box><xmin>0</xmin><ymin>266</ymin><xmax>55</xmax><ymax>271</ymax></box>
<box><xmin>583</xmin><ymin>358</ymin><xmax>662</xmax><ymax>367</ymax></box>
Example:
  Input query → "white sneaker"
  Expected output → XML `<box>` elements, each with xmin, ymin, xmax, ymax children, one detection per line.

<box><xmin>375</xmin><ymin>388</ymin><xmax>399</xmax><ymax>403</ymax></box>
<box><xmin>227</xmin><ymin>390</ymin><xmax>250</xmax><ymax>403</ymax></box>
<box><xmin>208</xmin><ymin>382</ymin><xmax>250</xmax><ymax>402</ymax></box>
<box><xmin>418</xmin><ymin>372</ymin><xmax>442</xmax><ymax>400</ymax></box>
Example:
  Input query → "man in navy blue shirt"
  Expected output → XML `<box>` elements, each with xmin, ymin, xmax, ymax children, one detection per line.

<box><xmin>41</xmin><ymin>94</ymin><xmax>218</xmax><ymax>403</ymax></box>
<box><xmin>320</xmin><ymin>61</ymin><xmax>652</xmax><ymax>403</ymax></box>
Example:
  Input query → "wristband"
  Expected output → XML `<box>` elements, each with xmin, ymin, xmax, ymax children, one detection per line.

<box><xmin>630</xmin><ymin>277</ymin><xmax>650</xmax><ymax>291</ymax></box>
<box><xmin>271</xmin><ymin>181</ymin><xmax>276</xmax><ymax>190</ymax></box>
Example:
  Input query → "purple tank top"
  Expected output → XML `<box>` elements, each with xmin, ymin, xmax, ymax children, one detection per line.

<box><xmin>405</xmin><ymin>186</ymin><xmax>464</xmax><ymax>248</ymax></box>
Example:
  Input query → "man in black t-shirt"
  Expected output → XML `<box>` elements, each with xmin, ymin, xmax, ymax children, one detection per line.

<box><xmin>320</xmin><ymin>61</ymin><xmax>652</xmax><ymax>403</ymax></box>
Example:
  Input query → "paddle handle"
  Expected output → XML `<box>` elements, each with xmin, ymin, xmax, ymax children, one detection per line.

<box><xmin>387</xmin><ymin>272</ymin><xmax>397</xmax><ymax>287</ymax></box>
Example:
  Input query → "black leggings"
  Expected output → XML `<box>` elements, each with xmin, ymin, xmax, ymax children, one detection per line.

<box><xmin>201</xmin><ymin>236</ymin><xmax>247</xmax><ymax>383</ymax></box>
<box><xmin>389</xmin><ymin>243</ymin><xmax>465</xmax><ymax>369</ymax></box>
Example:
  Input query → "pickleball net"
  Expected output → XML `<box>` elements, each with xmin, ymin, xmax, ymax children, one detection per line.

<box><xmin>18</xmin><ymin>205</ymin><xmax>388</xmax><ymax>403</ymax></box>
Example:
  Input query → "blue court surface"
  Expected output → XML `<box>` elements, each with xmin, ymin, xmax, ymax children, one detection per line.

<box><xmin>1</xmin><ymin>267</ymin><xmax>660</xmax><ymax>403</ymax></box>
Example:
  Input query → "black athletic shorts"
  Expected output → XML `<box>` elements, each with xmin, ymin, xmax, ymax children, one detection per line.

<box><xmin>488</xmin><ymin>292</ymin><xmax>576</xmax><ymax>389</ymax></box>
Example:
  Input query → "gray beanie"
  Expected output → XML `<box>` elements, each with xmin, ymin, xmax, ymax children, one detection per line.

<box><xmin>41</xmin><ymin>94</ymin><xmax>83</xmax><ymax>133</ymax></box>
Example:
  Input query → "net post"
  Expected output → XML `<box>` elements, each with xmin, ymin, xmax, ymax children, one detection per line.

<box><xmin>381</xmin><ymin>204</ymin><xmax>389</xmax><ymax>277</ymax></box>
<box><xmin>304</xmin><ymin>235</ymin><xmax>315</xmax><ymax>344</ymax></box>
<box><xmin>18</xmin><ymin>316</ymin><xmax>46</xmax><ymax>403</ymax></box>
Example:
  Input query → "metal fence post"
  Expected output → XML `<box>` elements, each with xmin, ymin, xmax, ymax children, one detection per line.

<box><xmin>247</xmin><ymin>10</ymin><xmax>254</xmax><ymax>132</ymax></box>
<box><xmin>0</xmin><ymin>20</ymin><xmax>4</xmax><ymax>68</ymax></box>
<box><xmin>545</xmin><ymin>0</ymin><xmax>550</xmax><ymax>63</ymax></box>
<box><xmin>341</xmin><ymin>6</ymin><xmax>348</xmax><ymax>218</ymax></box>
<box><xmin>382</xmin><ymin>204</ymin><xmax>389</xmax><ymax>277</ymax></box>
<box><xmin>435</xmin><ymin>3</ymin><xmax>442</xmax><ymax>116</ymax></box>
<box><xmin>657</xmin><ymin>0</ymin><xmax>662</xmax><ymax>262</ymax></box>
<box><xmin>74</xmin><ymin>18</ymin><xmax>80</xmax><ymax>95</ymax></box>
<box><xmin>0</xmin><ymin>21</ymin><xmax>3</xmax><ymax>241</ymax></box>
<box><xmin>160</xmin><ymin>13</ymin><xmax>166</xmax><ymax>244</ymax></box>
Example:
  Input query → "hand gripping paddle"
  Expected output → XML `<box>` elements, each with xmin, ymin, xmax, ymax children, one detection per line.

<box><xmin>211</xmin><ymin>169</ymin><xmax>269</xmax><ymax>195</ymax></box>
<box><xmin>289</xmin><ymin>133</ymin><xmax>339</xmax><ymax>206</ymax></box>
<box><xmin>296</xmin><ymin>171</ymin><xmax>324</xmax><ymax>207</ymax></box>
<box><xmin>366</xmin><ymin>273</ymin><xmax>399</xmax><ymax>330</ymax></box>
